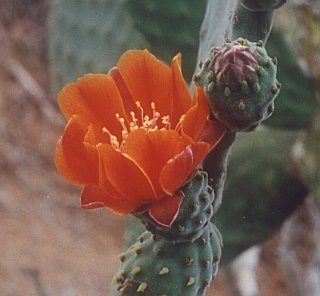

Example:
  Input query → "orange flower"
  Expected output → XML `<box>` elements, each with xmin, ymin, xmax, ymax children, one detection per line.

<box><xmin>54</xmin><ymin>50</ymin><xmax>226</xmax><ymax>226</ymax></box>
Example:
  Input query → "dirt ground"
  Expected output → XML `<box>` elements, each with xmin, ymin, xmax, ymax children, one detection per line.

<box><xmin>1</xmin><ymin>1</ymin><xmax>319</xmax><ymax>296</ymax></box>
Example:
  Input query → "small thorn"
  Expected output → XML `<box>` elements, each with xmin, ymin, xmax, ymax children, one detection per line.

<box><xmin>189</xmin><ymin>202</ymin><xmax>198</xmax><ymax>212</ymax></box>
<box><xmin>159</xmin><ymin>267</ymin><xmax>169</xmax><ymax>275</ymax></box>
<box><xmin>184</xmin><ymin>257</ymin><xmax>194</xmax><ymax>266</ymax></box>
<box><xmin>200</xmin><ymin>194</ymin><xmax>208</xmax><ymax>202</ymax></box>
<box><xmin>268</xmin><ymin>104</ymin><xmax>274</xmax><ymax>114</ymax></box>
<box><xmin>207</xmin><ymin>82</ymin><xmax>215</xmax><ymax>92</ymax></box>
<box><xmin>271</xmin><ymin>85</ymin><xmax>278</xmax><ymax>95</ymax></box>
<box><xmin>207</xmin><ymin>70</ymin><xmax>214</xmax><ymax>81</ymax></box>
<box><xmin>137</xmin><ymin>282</ymin><xmax>148</xmax><ymax>293</ymax></box>
<box><xmin>155</xmin><ymin>248</ymin><xmax>163</xmax><ymax>256</ymax></box>
<box><xmin>178</xmin><ymin>224</ymin><xmax>185</xmax><ymax>232</ymax></box>
<box><xmin>193</xmin><ymin>74</ymin><xmax>200</xmax><ymax>83</ymax></box>
<box><xmin>118</xmin><ymin>253</ymin><xmax>126</xmax><ymax>262</ymax></box>
<box><xmin>131</xmin><ymin>266</ymin><xmax>141</xmax><ymax>275</ymax></box>
<box><xmin>272</xmin><ymin>57</ymin><xmax>278</xmax><ymax>65</ymax></box>
<box><xmin>136</xmin><ymin>247</ymin><xmax>142</xmax><ymax>255</ymax></box>
<box><xmin>186</xmin><ymin>277</ymin><xmax>195</xmax><ymax>287</ymax></box>
<box><xmin>241</xmin><ymin>80</ymin><xmax>249</xmax><ymax>95</ymax></box>
<box><xmin>208</xmin><ymin>186</ymin><xmax>213</xmax><ymax>194</ymax></box>
<box><xmin>258</xmin><ymin>66</ymin><xmax>266</xmax><ymax>77</ymax></box>
<box><xmin>212</xmin><ymin>255</ymin><xmax>220</xmax><ymax>263</ymax></box>
<box><xmin>199</xmin><ymin>61</ymin><xmax>203</xmax><ymax>68</ymax></box>
<box><xmin>253</xmin><ymin>82</ymin><xmax>261</xmax><ymax>93</ymax></box>
<box><xmin>206</xmin><ymin>208</ymin><xmax>212</xmax><ymax>215</ymax></box>
<box><xmin>138</xmin><ymin>236</ymin><xmax>144</xmax><ymax>243</ymax></box>
<box><xmin>200</xmin><ymin>237</ymin><xmax>206</xmax><ymax>245</ymax></box>
<box><xmin>203</xmin><ymin>260</ymin><xmax>211</xmax><ymax>269</ymax></box>
<box><xmin>195</xmin><ymin>218</ymin><xmax>202</xmax><ymax>225</ymax></box>
<box><xmin>257</xmin><ymin>40</ymin><xmax>264</xmax><ymax>47</ymax></box>
<box><xmin>257</xmin><ymin>111</ymin><xmax>264</xmax><ymax>119</ymax></box>
<box><xmin>238</xmin><ymin>100</ymin><xmax>245</xmax><ymax>111</ymax></box>
<box><xmin>224</xmin><ymin>87</ymin><xmax>231</xmax><ymax>97</ymax></box>
<box><xmin>225</xmin><ymin>38</ymin><xmax>231</xmax><ymax>43</ymax></box>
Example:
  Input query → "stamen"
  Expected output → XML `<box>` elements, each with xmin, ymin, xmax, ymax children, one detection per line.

<box><xmin>161</xmin><ymin>115</ymin><xmax>171</xmax><ymax>130</ymax></box>
<box><xmin>102</xmin><ymin>127</ymin><xmax>120</xmax><ymax>150</ymax></box>
<box><xmin>135</xmin><ymin>101</ymin><xmax>144</xmax><ymax>124</ymax></box>
<box><xmin>175</xmin><ymin>114</ymin><xmax>186</xmax><ymax>131</ymax></box>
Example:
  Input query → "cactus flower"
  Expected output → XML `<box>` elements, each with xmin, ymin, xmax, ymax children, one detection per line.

<box><xmin>55</xmin><ymin>50</ymin><xmax>226</xmax><ymax>226</ymax></box>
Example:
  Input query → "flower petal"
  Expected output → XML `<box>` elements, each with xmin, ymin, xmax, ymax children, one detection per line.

<box><xmin>58</xmin><ymin>74</ymin><xmax>128</xmax><ymax>140</ymax></box>
<box><xmin>81</xmin><ymin>185</ymin><xmax>140</xmax><ymax>214</ymax></box>
<box><xmin>97</xmin><ymin>143</ymin><xmax>157</xmax><ymax>202</ymax></box>
<box><xmin>198</xmin><ymin>119</ymin><xmax>227</xmax><ymax>149</ymax></box>
<box><xmin>159</xmin><ymin>143</ymin><xmax>210</xmax><ymax>196</ymax></box>
<box><xmin>148</xmin><ymin>194</ymin><xmax>183</xmax><ymax>227</ymax></box>
<box><xmin>54</xmin><ymin>115</ymin><xmax>98</xmax><ymax>185</ymax></box>
<box><xmin>109</xmin><ymin>67</ymin><xmax>138</xmax><ymax>120</ymax></box>
<box><xmin>122</xmin><ymin>128</ymin><xmax>191</xmax><ymax>196</ymax></box>
<box><xmin>170</xmin><ymin>53</ymin><xmax>192</xmax><ymax>125</ymax></box>
<box><xmin>182</xmin><ymin>87</ymin><xmax>209</xmax><ymax>141</ymax></box>
<box><xmin>117</xmin><ymin>50</ymin><xmax>173</xmax><ymax>120</ymax></box>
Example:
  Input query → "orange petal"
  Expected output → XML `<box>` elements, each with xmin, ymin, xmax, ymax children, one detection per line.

<box><xmin>159</xmin><ymin>143</ymin><xmax>210</xmax><ymax>196</ymax></box>
<box><xmin>182</xmin><ymin>87</ymin><xmax>209</xmax><ymax>141</ymax></box>
<box><xmin>148</xmin><ymin>194</ymin><xmax>183</xmax><ymax>227</ymax></box>
<box><xmin>198</xmin><ymin>119</ymin><xmax>227</xmax><ymax>149</ymax></box>
<box><xmin>97</xmin><ymin>144</ymin><xmax>157</xmax><ymax>202</ymax></box>
<box><xmin>54</xmin><ymin>115</ymin><xmax>98</xmax><ymax>185</ymax></box>
<box><xmin>170</xmin><ymin>53</ymin><xmax>192</xmax><ymax>126</ymax></box>
<box><xmin>81</xmin><ymin>185</ymin><xmax>140</xmax><ymax>215</ymax></box>
<box><xmin>109</xmin><ymin>67</ymin><xmax>138</xmax><ymax>120</ymax></box>
<box><xmin>117</xmin><ymin>50</ymin><xmax>173</xmax><ymax>120</ymax></box>
<box><xmin>58</xmin><ymin>74</ymin><xmax>128</xmax><ymax>139</ymax></box>
<box><xmin>122</xmin><ymin>128</ymin><xmax>191</xmax><ymax>196</ymax></box>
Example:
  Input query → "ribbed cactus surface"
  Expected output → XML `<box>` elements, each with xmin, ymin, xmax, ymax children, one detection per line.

<box><xmin>113</xmin><ymin>171</ymin><xmax>222</xmax><ymax>296</ymax></box>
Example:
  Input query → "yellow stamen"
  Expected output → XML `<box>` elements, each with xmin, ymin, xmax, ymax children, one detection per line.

<box><xmin>102</xmin><ymin>127</ymin><xmax>120</xmax><ymax>150</ymax></box>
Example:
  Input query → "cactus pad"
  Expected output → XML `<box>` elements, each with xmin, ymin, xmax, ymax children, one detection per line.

<box><xmin>112</xmin><ymin>222</ymin><xmax>222</xmax><ymax>296</ymax></box>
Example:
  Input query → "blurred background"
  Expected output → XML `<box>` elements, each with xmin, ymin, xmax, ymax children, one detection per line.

<box><xmin>0</xmin><ymin>0</ymin><xmax>319</xmax><ymax>295</ymax></box>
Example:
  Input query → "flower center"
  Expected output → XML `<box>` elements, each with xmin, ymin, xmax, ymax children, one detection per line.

<box><xmin>102</xmin><ymin>101</ymin><xmax>185</xmax><ymax>150</ymax></box>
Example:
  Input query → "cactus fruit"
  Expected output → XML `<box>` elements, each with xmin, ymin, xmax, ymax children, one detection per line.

<box><xmin>241</xmin><ymin>0</ymin><xmax>287</xmax><ymax>11</ymax></box>
<box><xmin>195</xmin><ymin>38</ymin><xmax>280</xmax><ymax>132</ymax></box>
<box><xmin>113</xmin><ymin>171</ymin><xmax>223</xmax><ymax>296</ymax></box>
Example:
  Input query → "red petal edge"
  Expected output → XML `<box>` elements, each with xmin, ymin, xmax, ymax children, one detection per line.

<box><xmin>148</xmin><ymin>194</ymin><xmax>183</xmax><ymax>227</ymax></box>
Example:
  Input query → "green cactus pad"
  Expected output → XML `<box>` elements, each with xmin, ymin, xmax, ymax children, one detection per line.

<box><xmin>136</xmin><ymin>171</ymin><xmax>214</xmax><ymax>243</ymax></box>
<box><xmin>49</xmin><ymin>0</ymin><xmax>147</xmax><ymax>92</ymax></box>
<box><xmin>196</xmin><ymin>38</ymin><xmax>280</xmax><ymax>132</ymax></box>
<box><xmin>112</xmin><ymin>222</ymin><xmax>222</xmax><ymax>296</ymax></box>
